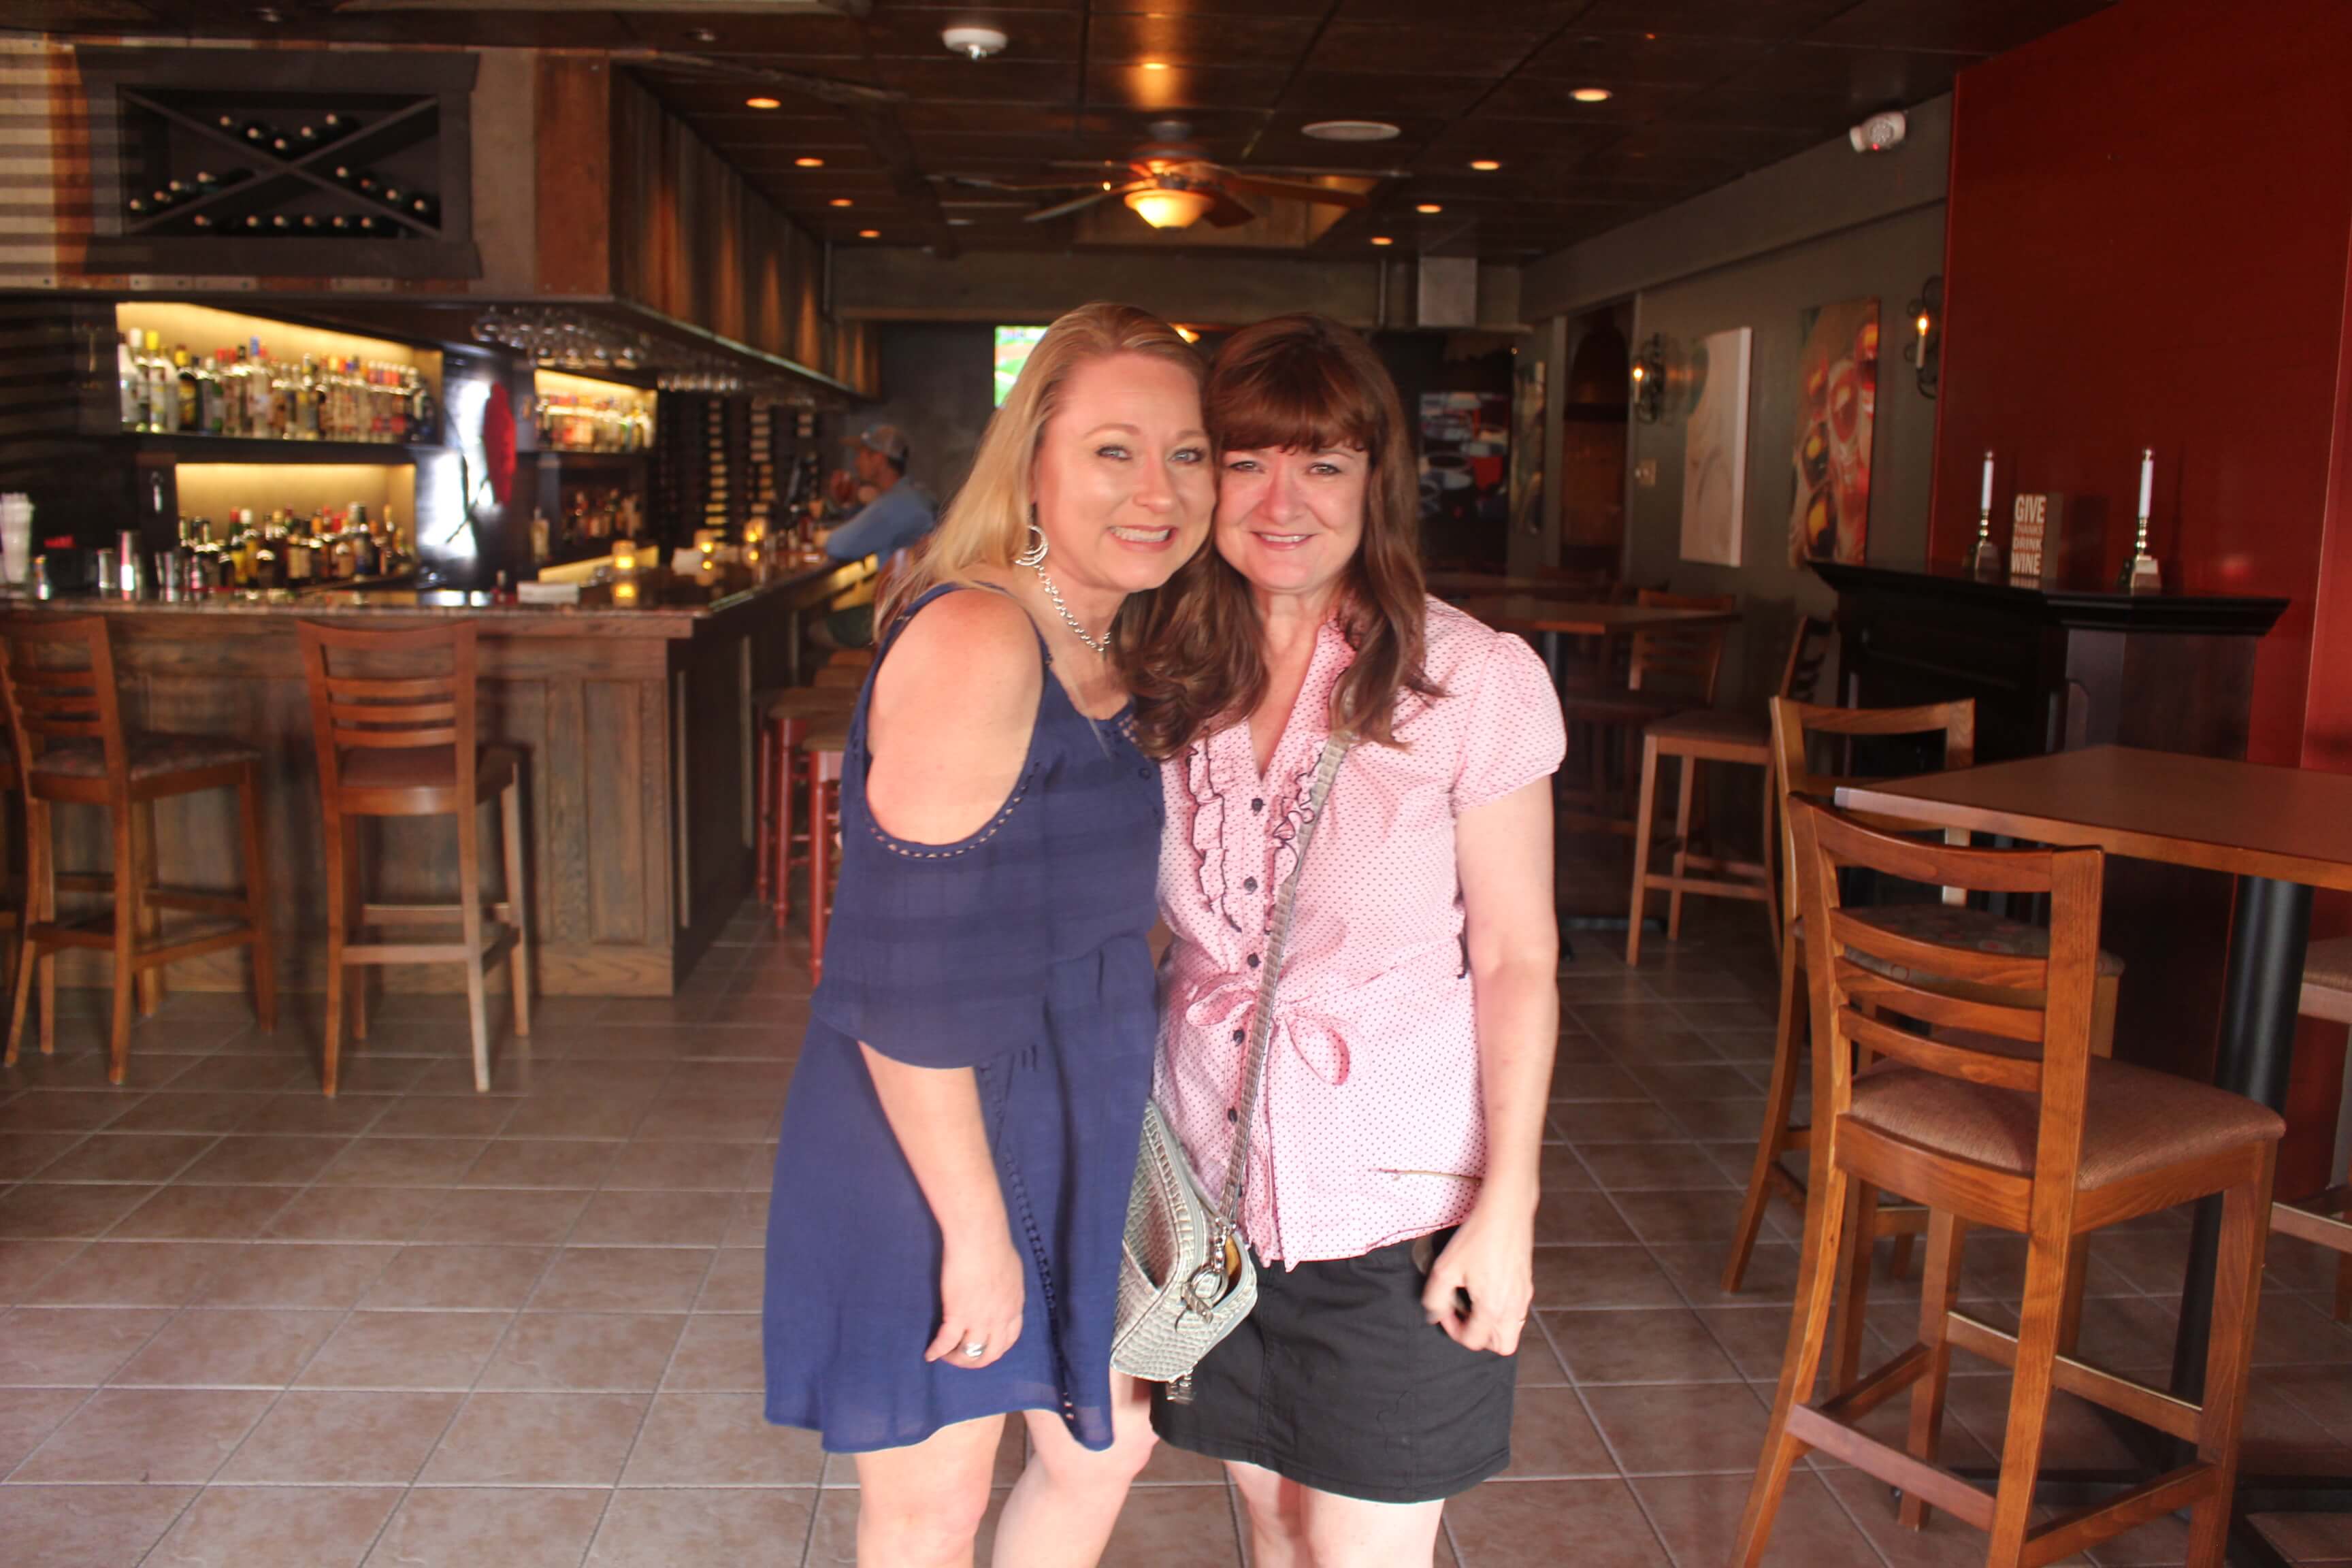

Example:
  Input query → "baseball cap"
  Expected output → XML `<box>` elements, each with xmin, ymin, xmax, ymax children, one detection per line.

<box><xmin>858</xmin><ymin>423</ymin><xmax>909</xmax><ymax>463</ymax></box>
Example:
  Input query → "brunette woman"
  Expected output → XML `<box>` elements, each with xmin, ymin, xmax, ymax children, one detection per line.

<box><xmin>1134</xmin><ymin>315</ymin><xmax>1564</xmax><ymax>1566</ymax></box>
<box><xmin>764</xmin><ymin>303</ymin><xmax>1213</xmax><ymax>1567</ymax></box>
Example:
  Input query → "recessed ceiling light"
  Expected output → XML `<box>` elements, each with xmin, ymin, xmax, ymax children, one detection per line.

<box><xmin>1303</xmin><ymin>119</ymin><xmax>1401</xmax><ymax>142</ymax></box>
<box><xmin>1415</xmin><ymin>202</ymin><xmax>1443</xmax><ymax>214</ymax></box>
<box><xmin>794</xmin><ymin>156</ymin><xmax>824</xmax><ymax>168</ymax></box>
<box><xmin>1571</xmin><ymin>86</ymin><xmax>1612</xmax><ymax>103</ymax></box>
<box><xmin>858</xmin><ymin>229</ymin><xmax>879</xmax><ymax>238</ymax></box>
<box><xmin>689</xmin><ymin>27</ymin><xmax>717</xmax><ymax>44</ymax></box>
<box><xmin>1469</xmin><ymin>159</ymin><xmax>1501</xmax><ymax>172</ymax></box>
<box><xmin>829</xmin><ymin>197</ymin><xmax>853</xmax><ymax>208</ymax></box>
<box><xmin>745</xmin><ymin>97</ymin><xmax>782</xmax><ymax>110</ymax></box>
<box><xmin>1141</xmin><ymin>60</ymin><xmax>1171</xmax><ymax>71</ymax></box>
<box><xmin>1369</xmin><ymin>235</ymin><xmax>1393</xmax><ymax>246</ymax></box>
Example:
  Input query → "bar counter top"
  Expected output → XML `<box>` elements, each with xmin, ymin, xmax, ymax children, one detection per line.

<box><xmin>0</xmin><ymin>556</ymin><xmax>855</xmax><ymax>638</ymax></box>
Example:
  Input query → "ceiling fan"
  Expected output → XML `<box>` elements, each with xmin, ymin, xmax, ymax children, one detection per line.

<box><xmin>943</xmin><ymin>120</ymin><xmax>1401</xmax><ymax>230</ymax></box>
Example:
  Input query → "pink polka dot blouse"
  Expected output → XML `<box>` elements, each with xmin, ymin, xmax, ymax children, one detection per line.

<box><xmin>1155</xmin><ymin>597</ymin><xmax>1566</xmax><ymax>1265</ymax></box>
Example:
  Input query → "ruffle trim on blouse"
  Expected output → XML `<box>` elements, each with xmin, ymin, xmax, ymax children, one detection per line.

<box><xmin>1183</xmin><ymin>740</ymin><xmax>1234</xmax><ymax>929</ymax></box>
<box><xmin>1265</xmin><ymin>743</ymin><xmax>1328</xmax><ymax>900</ymax></box>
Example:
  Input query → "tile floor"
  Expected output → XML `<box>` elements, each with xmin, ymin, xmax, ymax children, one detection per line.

<box><xmin>6</xmin><ymin>896</ymin><xmax>2352</xmax><ymax>1565</ymax></box>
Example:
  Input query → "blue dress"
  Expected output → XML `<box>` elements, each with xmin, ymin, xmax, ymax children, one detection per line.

<box><xmin>764</xmin><ymin>584</ymin><xmax>1164</xmax><ymax>1454</ymax></box>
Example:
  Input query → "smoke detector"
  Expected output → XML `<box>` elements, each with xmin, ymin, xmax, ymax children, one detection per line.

<box><xmin>1849</xmin><ymin>111</ymin><xmax>1907</xmax><ymax>153</ymax></box>
<box><xmin>943</xmin><ymin>26</ymin><xmax>1009</xmax><ymax>61</ymax></box>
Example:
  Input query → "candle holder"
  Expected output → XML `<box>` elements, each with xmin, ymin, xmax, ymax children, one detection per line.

<box><xmin>2121</xmin><ymin>512</ymin><xmax>2161</xmax><ymax>594</ymax></box>
<box><xmin>1970</xmin><ymin>506</ymin><xmax>2002</xmax><ymax>582</ymax></box>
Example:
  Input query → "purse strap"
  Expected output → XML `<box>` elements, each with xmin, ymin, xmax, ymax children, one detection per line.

<box><xmin>1215</xmin><ymin>734</ymin><xmax>1349</xmax><ymax>1233</ymax></box>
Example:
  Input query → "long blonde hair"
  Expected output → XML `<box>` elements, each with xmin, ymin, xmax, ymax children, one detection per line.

<box><xmin>881</xmin><ymin>301</ymin><xmax>1205</xmax><ymax>644</ymax></box>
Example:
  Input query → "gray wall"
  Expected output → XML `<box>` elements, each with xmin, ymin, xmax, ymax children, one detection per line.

<box><xmin>1624</xmin><ymin>203</ymin><xmax>1947</xmax><ymax>712</ymax></box>
<box><xmin>865</xmin><ymin>321</ymin><xmax>996</xmax><ymax>512</ymax></box>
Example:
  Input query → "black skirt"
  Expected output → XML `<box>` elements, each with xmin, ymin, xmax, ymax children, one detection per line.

<box><xmin>1149</xmin><ymin>1229</ymin><xmax>1516</xmax><ymax>1504</ymax></box>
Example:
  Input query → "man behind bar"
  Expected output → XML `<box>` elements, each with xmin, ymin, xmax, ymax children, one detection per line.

<box><xmin>816</xmin><ymin>423</ymin><xmax>937</xmax><ymax>649</ymax></box>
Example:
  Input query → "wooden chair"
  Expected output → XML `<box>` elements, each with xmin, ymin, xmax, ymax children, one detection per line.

<box><xmin>754</xmin><ymin>685</ymin><xmax>856</xmax><ymax>928</ymax></box>
<box><xmin>804</xmin><ymin>714</ymin><xmax>850</xmax><ymax>983</ymax></box>
<box><xmin>1721</xmin><ymin>697</ymin><xmax>2125</xmax><ymax>1311</ymax></box>
<box><xmin>1736</xmin><ymin>798</ymin><xmax>2281</xmax><ymax>1568</ymax></box>
<box><xmin>0</xmin><ymin>615</ymin><xmax>274</xmax><ymax>1083</ymax></box>
<box><xmin>2263</xmin><ymin>936</ymin><xmax>2352</xmax><ymax>1319</ymax></box>
<box><xmin>1623</xmin><ymin>615</ymin><xmax>1831</xmax><ymax>963</ymax></box>
<box><xmin>1560</xmin><ymin>589</ymin><xmax>1735</xmax><ymax>829</ymax></box>
<box><xmin>298</xmin><ymin>621</ymin><xmax>529</xmax><ymax>1096</ymax></box>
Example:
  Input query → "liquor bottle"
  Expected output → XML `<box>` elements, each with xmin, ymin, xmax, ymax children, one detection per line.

<box><xmin>118</xmin><ymin>329</ymin><xmax>145</xmax><ymax>431</ymax></box>
<box><xmin>172</xmin><ymin>348</ymin><xmax>198</xmax><ymax>433</ymax></box>
<box><xmin>408</xmin><ymin>372</ymin><xmax>436</xmax><ymax>444</ymax></box>
<box><xmin>296</xmin><ymin>355</ymin><xmax>321</xmax><ymax>440</ymax></box>
<box><xmin>144</xmin><ymin>331</ymin><xmax>177</xmax><ymax>434</ymax></box>
<box><xmin>195</xmin><ymin>350</ymin><xmax>223</xmax><ymax>435</ymax></box>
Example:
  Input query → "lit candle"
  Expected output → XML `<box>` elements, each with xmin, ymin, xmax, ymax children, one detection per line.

<box><xmin>1980</xmin><ymin>451</ymin><xmax>1994</xmax><ymax>513</ymax></box>
<box><xmin>2137</xmin><ymin>448</ymin><xmax>2154</xmax><ymax>520</ymax></box>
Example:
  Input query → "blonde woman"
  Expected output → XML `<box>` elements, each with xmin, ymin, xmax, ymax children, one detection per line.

<box><xmin>764</xmin><ymin>302</ymin><xmax>1215</xmax><ymax>1567</ymax></box>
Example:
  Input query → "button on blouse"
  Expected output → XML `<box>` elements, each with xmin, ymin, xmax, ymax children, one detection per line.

<box><xmin>1155</xmin><ymin>597</ymin><xmax>1565</xmax><ymax>1264</ymax></box>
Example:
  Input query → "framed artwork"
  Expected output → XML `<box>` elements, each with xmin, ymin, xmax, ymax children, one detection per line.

<box><xmin>1679</xmin><ymin>326</ymin><xmax>1751</xmax><ymax>568</ymax></box>
<box><xmin>1788</xmin><ymin>298</ymin><xmax>1879</xmax><ymax>566</ymax></box>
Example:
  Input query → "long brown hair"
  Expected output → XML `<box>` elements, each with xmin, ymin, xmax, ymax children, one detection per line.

<box><xmin>881</xmin><ymin>301</ymin><xmax>1204</xmax><ymax>641</ymax></box>
<box><xmin>1130</xmin><ymin>313</ymin><xmax>1433</xmax><ymax>757</ymax></box>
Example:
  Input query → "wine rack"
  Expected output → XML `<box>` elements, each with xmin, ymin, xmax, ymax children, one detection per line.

<box><xmin>79</xmin><ymin>48</ymin><xmax>478</xmax><ymax>281</ymax></box>
<box><xmin>652</xmin><ymin>394</ymin><xmax>752</xmax><ymax>549</ymax></box>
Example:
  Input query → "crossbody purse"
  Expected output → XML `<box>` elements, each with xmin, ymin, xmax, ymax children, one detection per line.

<box><xmin>1111</xmin><ymin>734</ymin><xmax>1348</xmax><ymax>1399</ymax></box>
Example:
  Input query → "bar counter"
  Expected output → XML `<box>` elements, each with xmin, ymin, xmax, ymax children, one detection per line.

<box><xmin>1</xmin><ymin>557</ymin><xmax>875</xmax><ymax>997</ymax></box>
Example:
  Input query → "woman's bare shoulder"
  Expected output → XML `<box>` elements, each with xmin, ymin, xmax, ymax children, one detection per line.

<box><xmin>872</xmin><ymin>586</ymin><xmax>1043</xmax><ymax>755</ymax></box>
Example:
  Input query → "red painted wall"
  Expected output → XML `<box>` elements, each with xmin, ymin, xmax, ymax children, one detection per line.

<box><xmin>1930</xmin><ymin>0</ymin><xmax>2352</xmax><ymax>768</ymax></box>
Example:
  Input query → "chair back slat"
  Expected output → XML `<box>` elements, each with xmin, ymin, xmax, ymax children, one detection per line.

<box><xmin>0</xmin><ymin>615</ymin><xmax>128</xmax><ymax>783</ymax></box>
<box><xmin>1787</xmin><ymin>798</ymin><xmax>2105</xmax><ymax>1183</ymax></box>
<box><xmin>298</xmin><ymin>620</ymin><xmax>478</xmax><ymax>798</ymax></box>
<box><xmin>1628</xmin><ymin>589</ymin><xmax>1734</xmax><ymax>702</ymax></box>
<box><xmin>1777</xmin><ymin>615</ymin><xmax>1835</xmax><ymax>703</ymax></box>
<box><xmin>1771</xmin><ymin>696</ymin><xmax>1977</xmax><ymax>915</ymax></box>
<box><xmin>1835</xmin><ymin>962</ymin><xmax>2050</xmax><ymax>1045</ymax></box>
<box><xmin>1835</xmin><ymin>1001</ymin><xmax>2046</xmax><ymax>1090</ymax></box>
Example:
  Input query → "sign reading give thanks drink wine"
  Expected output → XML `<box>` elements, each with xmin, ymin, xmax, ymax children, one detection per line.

<box><xmin>2009</xmin><ymin>493</ymin><xmax>2065</xmax><ymax>585</ymax></box>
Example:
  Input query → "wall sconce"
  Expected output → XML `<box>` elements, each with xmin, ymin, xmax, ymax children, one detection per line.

<box><xmin>1906</xmin><ymin>275</ymin><xmax>1942</xmax><ymax>399</ymax></box>
<box><xmin>1629</xmin><ymin>333</ymin><xmax>1667</xmax><ymax>423</ymax></box>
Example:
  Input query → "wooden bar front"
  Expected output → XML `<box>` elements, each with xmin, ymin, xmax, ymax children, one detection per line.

<box><xmin>5</xmin><ymin>561</ymin><xmax>870</xmax><ymax>998</ymax></box>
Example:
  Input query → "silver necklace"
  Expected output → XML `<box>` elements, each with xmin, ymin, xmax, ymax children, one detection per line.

<box><xmin>1030</xmin><ymin>561</ymin><xmax>1110</xmax><ymax>657</ymax></box>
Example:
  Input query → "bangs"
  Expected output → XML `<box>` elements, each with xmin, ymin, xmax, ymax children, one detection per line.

<box><xmin>1209</xmin><ymin>337</ymin><xmax>1386</xmax><ymax>457</ymax></box>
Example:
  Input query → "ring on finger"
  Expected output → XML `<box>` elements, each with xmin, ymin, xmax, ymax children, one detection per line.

<box><xmin>962</xmin><ymin>1339</ymin><xmax>987</xmax><ymax>1358</ymax></box>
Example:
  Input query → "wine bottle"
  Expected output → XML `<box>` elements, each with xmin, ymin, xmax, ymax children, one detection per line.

<box><xmin>379</xmin><ymin>183</ymin><xmax>406</xmax><ymax>209</ymax></box>
<box><xmin>239</xmin><ymin>118</ymin><xmax>275</xmax><ymax>149</ymax></box>
<box><xmin>407</xmin><ymin>193</ymin><xmax>440</xmax><ymax>226</ymax></box>
<box><xmin>125</xmin><ymin>193</ymin><xmax>149</xmax><ymax>216</ymax></box>
<box><xmin>190</xmin><ymin>212</ymin><xmax>214</xmax><ymax>231</ymax></box>
<box><xmin>270</xmin><ymin>214</ymin><xmax>294</xmax><ymax>233</ymax></box>
<box><xmin>329</xmin><ymin>214</ymin><xmax>353</xmax><ymax>233</ymax></box>
<box><xmin>293</xmin><ymin>123</ymin><xmax>321</xmax><ymax>150</ymax></box>
<box><xmin>319</xmin><ymin>111</ymin><xmax>355</xmax><ymax>144</ymax></box>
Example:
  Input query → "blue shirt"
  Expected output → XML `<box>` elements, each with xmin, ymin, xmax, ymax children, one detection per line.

<box><xmin>823</xmin><ymin>482</ymin><xmax>936</xmax><ymax>564</ymax></box>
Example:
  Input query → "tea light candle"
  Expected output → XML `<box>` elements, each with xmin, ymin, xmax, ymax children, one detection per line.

<box><xmin>2137</xmin><ymin>448</ymin><xmax>2154</xmax><ymax>520</ymax></box>
<box><xmin>1980</xmin><ymin>451</ymin><xmax>1994</xmax><ymax>513</ymax></box>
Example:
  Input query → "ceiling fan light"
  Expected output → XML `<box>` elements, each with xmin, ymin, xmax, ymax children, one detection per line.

<box><xmin>1125</xmin><ymin>186</ymin><xmax>1213</xmax><ymax>229</ymax></box>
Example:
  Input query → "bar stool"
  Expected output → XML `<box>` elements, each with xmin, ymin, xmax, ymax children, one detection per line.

<box><xmin>2262</xmin><ymin>937</ymin><xmax>2352</xmax><ymax>1318</ymax></box>
<box><xmin>1736</xmin><ymin>798</ymin><xmax>2280</xmax><ymax>1568</ymax></box>
<box><xmin>298</xmin><ymin>621</ymin><xmax>529</xmax><ymax>1096</ymax></box>
<box><xmin>753</xmin><ymin>685</ymin><xmax>855</xmax><ymax>926</ymax></box>
<box><xmin>1623</xmin><ymin>615</ymin><xmax>1831</xmax><ymax>962</ymax></box>
<box><xmin>1722</xmin><ymin>696</ymin><xmax>2125</xmax><ymax>1326</ymax></box>
<box><xmin>0</xmin><ymin>614</ymin><xmax>275</xmax><ymax>1083</ymax></box>
<box><xmin>1560</xmin><ymin>589</ymin><xmax>1736</xmax><ymax>830</ymax></box>
<box><xmin>804</xmin><ymin>713</ymin><xmax>850</xmax><ymax>983</ymax></box>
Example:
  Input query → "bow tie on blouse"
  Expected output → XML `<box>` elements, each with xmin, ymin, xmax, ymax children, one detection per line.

<box><xmin>1182</xmin><ymin>973</ymin><xmax>1354</xmax><ymax>1087</ymax></box>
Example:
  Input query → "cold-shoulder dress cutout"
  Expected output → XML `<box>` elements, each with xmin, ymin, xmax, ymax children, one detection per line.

<box><xmin>763</xmin><ymin>583</ymin><xmax>1164</xmax><ymax>1454</ymax></box>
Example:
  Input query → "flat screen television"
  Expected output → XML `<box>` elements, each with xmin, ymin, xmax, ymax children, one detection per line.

<box><xmin>993</xmin><ymin>325</ymin><xmax>1048</xmax><ymax>406</ymax></box>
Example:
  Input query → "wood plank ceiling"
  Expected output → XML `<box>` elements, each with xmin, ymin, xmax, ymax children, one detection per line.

<box><xmin>17</xmin><ymin>0</ymin><xmax>2116</xmax><ymax>259</ymax></box>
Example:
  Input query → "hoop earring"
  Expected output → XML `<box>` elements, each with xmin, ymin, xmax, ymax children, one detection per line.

<box><xmin>1015</xmin><ymin>519</ymin><xmax>1049</xmax><ymax>568</ymax></box>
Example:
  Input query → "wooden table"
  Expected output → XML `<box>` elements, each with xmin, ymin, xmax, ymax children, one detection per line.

<box><xmin>1456</xmin><ymin>595</ymin><xmax>1742</xmax><ymax>690</ymax></box>
<box><xmin>1842</xmin><ymin>744</ymin><xmax>2352</xmax><ymax>1567</ymax></box>
<box><xmin>1426</xmin><ymin>570</ymin><xmax>1612</xmax><ymax>601</ymax></box>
